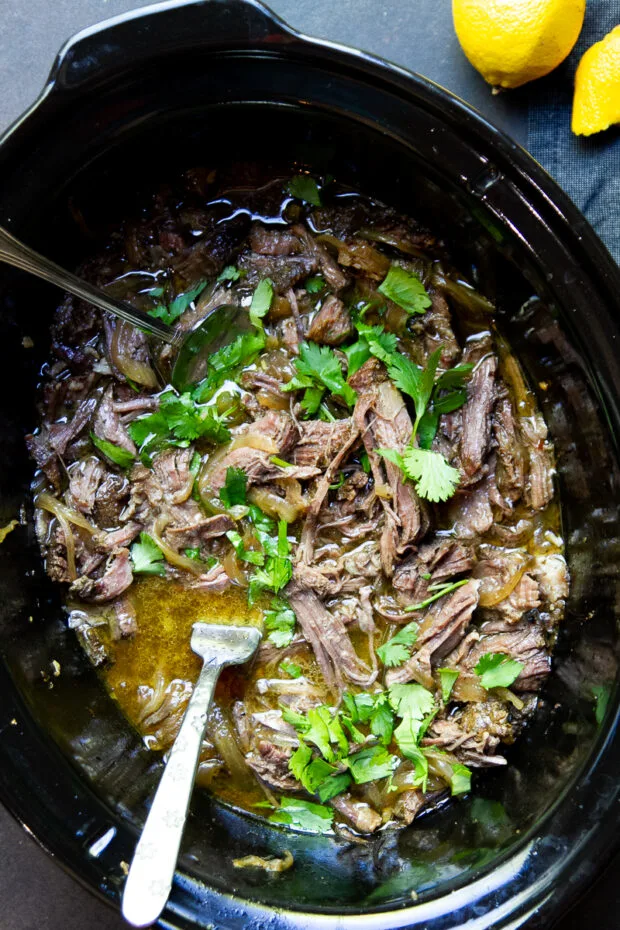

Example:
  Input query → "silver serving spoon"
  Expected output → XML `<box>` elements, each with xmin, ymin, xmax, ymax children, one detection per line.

<box><xmin>122</xmin><ymin>622</ymin><xmax>261</xmax><ymax>928</ymax></box>
<box><xmin>0</xmin><ymin>225</ymin><xmax>252</xmax><ymax>389</ymax></box>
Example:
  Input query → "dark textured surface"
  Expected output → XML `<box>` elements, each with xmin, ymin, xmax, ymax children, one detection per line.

<box><xmin>0</xmin><ymin>1</ymin><xmax>617</xmax><ymax>929</ymax></box>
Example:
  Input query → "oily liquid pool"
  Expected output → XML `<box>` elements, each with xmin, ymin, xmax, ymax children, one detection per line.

<box><xmin>102</xmin><ymin>578</ymin><xmax>262</xmax><ymax>801</ymax></box>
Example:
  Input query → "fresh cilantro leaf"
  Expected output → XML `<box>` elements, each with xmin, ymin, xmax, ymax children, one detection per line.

<box><xmin>378</xmin><ymin>265</ymin><xmax>431</xmax><ymax>315</ymax></box>
<box><xmin>286</xmin><ymin>175</ymin><xmax>322</xmax><ymax>207</ymax></box>
<box><xmin>316</xmin><ymin>772</ymin><xmax>352</xmax><ymax>802</ymax></box>
<box><xmin>344</xmin><ymin>338</ymin><xmax>371</xmax><ymax>377</ymax></box>
<box><xmin>249</xmin><ymin>278</ymin><xmax>274</xmax><ymax>329</ymax></box>
<box><xmin>360</xmin><ymin>451</ymin><xmax>371</xmax><ymax>473</ymax></box>
<box><xmin>432</xmin><ymin>389</ymin><xmax>468</xmax><ymax>415</ymax></box>
<box><xmin>404</xmin><ymin>578</ymin><xmax>470</xmax><ymax>612</ymax></box>
<box><xmin>438</xmin><ymin>668</ymin><xmax>459</xmax><ymax>703</ymax></box>
<box><xmin>263</xmin><ymin>602</ymin><xmax>296</xmax><ymax>648</ymax></box>
<box><xmin>358</xmin><ymin>322</ymin><xmax>399</xmax><ymax>364</ymax></box>
<box><xmin>593</xmin><ymin>683</ymin><xmax>611</xmax><ymax>726</ymax></box>
<box><xmin>435</xmin><ymin>363</ymin><xmax>473</xmax><ymax>391</ymax></box>
<box><xmin>192</xmin><ymin>329</ymin><xmax>265</xmax><ymax>403</ymax></box>
<box><xmin>160</xmin><ymin>390</ymin><xmax>232</xmax><ymax>443</ymax></box>
<box><xmin>305</xmin><ymin>275</ymin><xmax>326</xmax><ymax>294</ymax></box>
<box><xmin>226</xmin><ymin>530</ymin><xmax>265</xmax><ymax>566</ymax></box>
<box><xmin>269</xmin><ymin>797</ymin><xmax>333</xmax><ymax>833</ymax></box>
<box><xmin>377</xmin><ymin>621</ymin><xmax>419</xmax><ymax>668</ymax></box>
<box><xmin>450</xmin><ymin>762</ymin><xmax>472</xmax><ymax>796</ymax></box>
<box><xmin>389</xmin><ymin>682</ymin><xmax>435</xmax><ymax>722</ymax></box>
<box><xmin>369</xmin><ymin>699</ymin><xmax>395</xmax><ymax>746</ymax></box>
<box><xmin>283</xmin><ymin>342</ymin><xmax>357</xmax><ymax>410</ymax></box>
<box><xmin>400</xmin><ymin>447</ymin><xmax>461</xmax><ymax>502</ymax></box>
<box><xmin>417</xmin><ymin>410</ymin><xmax>440</xmax><ymax>449</ymax></box>
<box><xmin>289</xmin><ymin>742</ymin><xmax>313</xmax><ymax>783</ymax></box>
<box><xmin>217</xmin><ymin>265</ymin><xmax>243</xmax><ymax>283</ymax></box>
<box><xmin>90</xmin><ymin>432</ymin><xmax>135</xmax><ymax>468</ymax></box>
<box><xmin>219</xmin><ymin>467</ymin><xmax>248</xmax><ymax>508</ymax></box>
<box><xmin>130</xmin><ymin>532</ymin><xmax>165</xmax><ymax>576</ymax></box>
<box><xmin>284</xmin><ymin>704</ymin><xmax>348</xmax><ymax>762</ymax></box>
<box><xmin>342</xmin><ymin>692</ymin><xmax>375</xmax><ymax>724</ymax></box>
<box><xmin>248</xmin><ymin>521</ymin><xmax>292</xmax><ymax>603</ymax></box>
<box><xmin>474</xmin><ymin>652</ymin><xmax>524</xmax><ymax>690</ymax></box>
<box><xmin>149</xmin><ymin>281</ymin><xmax>207</xmax><ymax>325</ymax></box>
<box><xmin>184</xmin><ymin>547</ymin><xmax>202</xmax><ymax>561</ymax></box>
<box><xmin>345</xmin><ymin>745</ymin><xmax>399</xmax><ymax>784</ymax></box>
<box><xmin>393</xmin><ymin>717</ymin><xmax>429</xmax><ymax>789</ymax></box>
<box><xmin>279</xmin><ymin>660</ymin><xmax>302</xmax><ymax>678</ymax></box>
<box><xmin>130</xmin><ymin>389</ymin><xmax>232</xmax><ymax>458</ymax></box>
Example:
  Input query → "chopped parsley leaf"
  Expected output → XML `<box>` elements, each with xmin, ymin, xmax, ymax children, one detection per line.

<box><xmin>305</xmin><ymin>275</ymin><xmax>326</xmax><ymax>294</ymax></box>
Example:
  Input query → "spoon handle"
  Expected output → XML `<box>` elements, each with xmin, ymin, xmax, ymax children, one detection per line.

<box><xmin>121</xmin><ymin>658</ymin><xmax>221</xmax><ymax>928</ymax></box>
<box><xmin>0</xmin><ymin>225</ymin><xmax>176</xmax><ymax>344</ymax></box>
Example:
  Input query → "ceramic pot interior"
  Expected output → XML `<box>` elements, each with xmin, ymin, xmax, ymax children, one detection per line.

<box><xmin>0</xmin><ymin>42</ymin><xmax>618</xmax><ymax>920</ymax></box>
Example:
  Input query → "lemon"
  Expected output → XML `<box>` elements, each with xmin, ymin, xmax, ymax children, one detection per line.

<box><xmin>572</xmin><ymin>26</ymin><xmax>620</xmax><ymax>136</ymax></box>
<box><xmin>453</xmin><ymin>0</ymin><xmax>586</xmax><ymax>89</ymax></box>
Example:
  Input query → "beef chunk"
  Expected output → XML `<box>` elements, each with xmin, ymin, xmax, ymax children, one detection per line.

<box><xmin>454</xmin><ymin>616</ymin><xmax>551</xmax><ymax>692</ymax></box>
<box><xmin>307</xmin><ymin>296</ymin><xmax>353</xmax><ymax>346</ymax></box>
<box><xmin>386</xmin><ymin>580</ymin><xmax>479</xmax><ymax>689</ymax></box>
<box><xmin>67</xmin><ymin>457</ymin><xmax>106</xmax><ymax>514</ymax></box>
<box><xmin>249</xmin><ymin>225</ymin><xmax>302</xmax><ymax>256</ymax></box>
<box><xmin>393</xmin><ymin>539</ymin><xmax>475</xmax><ymax>605</ymax></box>
<box><xmin>70</xmin><ymin>547</ymin><xmax>133</xmax><ymax>603</ymax></box>
<box><xmin>331</xmin><ymin>794</ymin><xmax>382</xmax><ymax>833</ymax></box>
<box><xmin>459</xmin><ymin>337</ymin><xmax>497</xmax><ymax>478</ymax></box>
<box><xmin>353</xmin><ymin>359</ymin><xmax>428</xmax><ymax>574</ymax></box>
<box><xmin>521</xmin><ymin>412</ymin><xmax>554</xmax><ymax>510</ymax></box>
<box><xmin>92</xmin><ymin>386</ymin><xmax>136</xmax><ymax>454</ymax></box>
<box><xmin>245</xmin><ymin>741</ymin><xmax>297</xmax><ymax>791</ymax></box>
<box><xmin>422</xmin><ymin>714</ymin><xmax>507</xmax><ymax>768</ymax></box>
<box><xmin>292</xmin><ymin>419</ymin><xmax>357</xmax><ymax>469</ymax></box>
<box><xmin>287</xmin><ymin>582</ymin><xmax>376</xmax><ymax>693</ymax></box>
<box><xmin>493</xmin><ymin>392</ymin><xmax>526</xmax><ymax>503</ymax></box>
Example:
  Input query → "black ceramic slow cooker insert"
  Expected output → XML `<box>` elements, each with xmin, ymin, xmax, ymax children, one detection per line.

<box><xmin>0</xmin><ymin>2</ymin><xmax>619</xmax><ymax>928</ymax></box>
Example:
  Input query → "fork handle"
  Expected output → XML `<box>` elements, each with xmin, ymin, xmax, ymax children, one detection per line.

<box><xmin>0</xmin><ymin>225</ymin><xmax>176</xmax><ymax>343</ymax></box>
<box><xmin>121</xmin><ymin>658</ymin><xmax>221</xmax><ymax>928</ymax></box>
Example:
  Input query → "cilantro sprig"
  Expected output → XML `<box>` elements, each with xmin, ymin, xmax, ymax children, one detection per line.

<box><xmin>148</xmin><ymin>281</ymin><xmax>207</xmax><ymax>326</ymax></box>
<box><xmin>264</xmin><ymin>599</ymin><xmax>297</xmax><ymax>647</ymax></box>
<box><xmin>374</xmin><ymin>346</ymin><xmax>472</xmax><ymax>502</ymax></box>
<box><xmin>438</xmin><ymin>668</ymin><xmax>460</xmax><ymax>703</ymax></box>
<box><xmin>248</xmin><ymin>519</ymin><xmax>293</xmax><ymax>603</ymax></box>
<box><xmin>191</xmin><ymin>329</ymin><xmax>265</xmax><ymax>404</ymax></box>
<box><xmin>129</xmin><ymin>389</ymin><xmax>233</xmax><ymax>464</ymax></box>
<box><xmin>283</xmin><ymin>341</ymin><xmax>357</xmax><ymax>415</ymax></box>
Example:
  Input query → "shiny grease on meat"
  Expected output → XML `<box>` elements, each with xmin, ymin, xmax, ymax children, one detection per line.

<box><xmin>28</xmin><ymin>170</ymin><xmax>567</xmax><ymax>836</ymax></box>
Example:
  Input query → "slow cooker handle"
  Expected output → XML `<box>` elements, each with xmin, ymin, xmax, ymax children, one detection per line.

<box><xmin>49</xmin><ymin>0</ymin><xmax>297</xmax><ymax>91</ymax></box>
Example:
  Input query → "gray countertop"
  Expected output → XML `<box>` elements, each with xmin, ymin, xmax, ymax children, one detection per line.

<box><xmin>0</xmin><ymin>1</ymin><xmax>616</xmax><ymax>928</ymax></box>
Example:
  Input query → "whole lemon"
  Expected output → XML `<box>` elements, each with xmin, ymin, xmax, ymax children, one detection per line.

<box><xmin>453</xmin><ymin>0</ymin><xmax>586</xmax><ymax>89</ymax></box>
<box><xmin>572</xmin><ymin>25</ymin><xmax>620</xmax><ymax>135</ymax></box>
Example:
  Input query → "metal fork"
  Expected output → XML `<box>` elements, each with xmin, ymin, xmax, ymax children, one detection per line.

<box><xmin>121</xmin><ymin>622</ymin><xmax>261</xmax><ymax>928</ymax></box>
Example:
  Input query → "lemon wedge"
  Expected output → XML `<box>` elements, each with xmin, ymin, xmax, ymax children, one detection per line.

<box><xmin>572</xmin><ymin>25</ymin><xmax>620</xmax><ymax>136</ymax></box>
